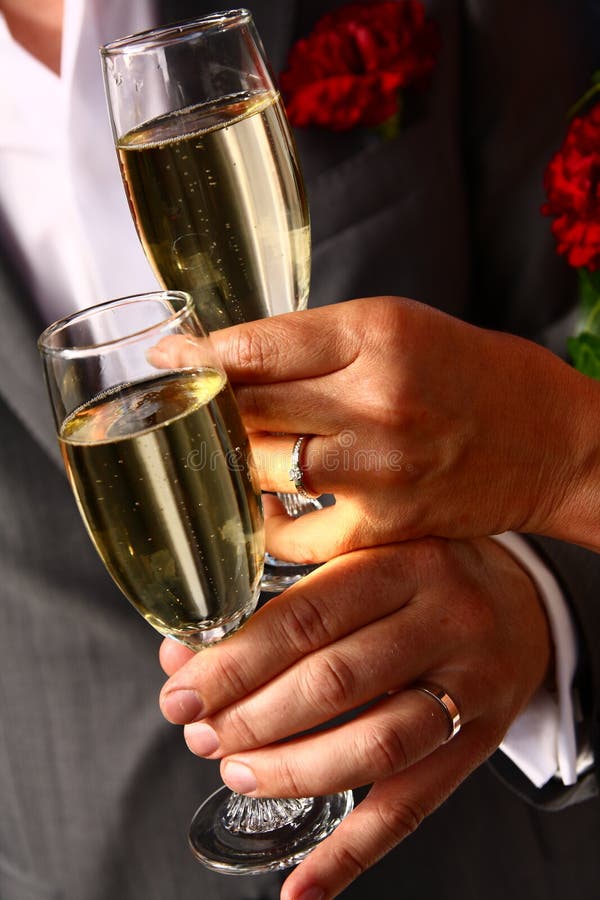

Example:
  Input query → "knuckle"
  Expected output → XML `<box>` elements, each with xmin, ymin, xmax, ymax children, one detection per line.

<box><xmin>329</xmin><ymin>842</ymin><xmax>367</xmax><ymax>882</ymax></box>
<box><xmin>276</xmin><ymin>591</ymin><xmax>333</xmax><ymax>657</ymax></box>
<box><xmin>361</xmin><ymin>723</ymin><xmax>409</xmax><ymax>778</ymax></box>
<box><xmin>222</xmin><ymin>702</ymin><xmax>262</xmax><ymax>747</ymax></box>
<box><xmin>361</xmin><ymin>295</ymin><xmax>405</xmax><ymax>342</ymax></box>
<box><xmin>300</xmin><ymin>651</ymin><xmax>356</xmax><ymax>715</ymax></box>
<box><xmin>210</xmin><ymin>646</ymin><xmax>252</xmax><ymax>702</ymax></box>
<box><xmin>375</xmin><ymin>795</ymin><xmax>426</xmax><ymax>840</ymax></box>
<box><xmin>231</xmin><ymin>325</ymin><xmax>282</xmax><ymax>377</ymax></box>
<box><xmin>271</xmin><ymin>755</ymin><xmax>304</xmax><ymax>797</ymax></box>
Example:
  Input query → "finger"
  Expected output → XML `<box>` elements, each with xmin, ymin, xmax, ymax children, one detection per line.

<box><xmin>209</xmin><ymin>303</ymin><xmax>363</xmax><ymax>384</ymax></box>
<box><xmin>251</xmin><ymin>432</ymin><xmax>406</xmax><ymax>498</ymax></box>
<box><xmin>264</xmin><ymin>503</ymin><xmax>368</xmax><ymax>564</ymax></box>
<box><xmin>146</xmin><ymin>334</ymin><xmax>217</xmax><ymax>370</ymax></box>
<box><xmin>280</xmin><ymin>725</ymin><xmax>496</xmax><ymax>900</ymax></box>
<box><xmin>235</xmin><ymin>377</ymin><xmax>348</xmax><ymax>433</ymax></box>
<box><xmin>159</xmin><ymin>638</ymin><xmax>195</xmax><ymax>676</ymax></box>
<box><xmin>251</xmin><ymin>433</ymin><xmax>344</xmax><ymax>495</ymax></box>
<box><xmin>249</xmin><ymin>434</ymin><xmax>302</xmax><ymax>493</ymax></box>
<box><xmin>182</xmin><ymin>598</ymin><xmax>473</xmax><ymax>757</ymax></box>
<box><xmin>217</xmin><ymin>687</ymin><xmax>464</xmax><ymax>798</ymax></box>
<box><xmin>159</xmin><ymin>546</ymin><xmax>419</xmax><ymax>723</ymax></box>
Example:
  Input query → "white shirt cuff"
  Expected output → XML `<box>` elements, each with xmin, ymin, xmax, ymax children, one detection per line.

<box><xmin>492</xmin><ymin>533</ymin><xmax>578</xmax><ymax>788</ymax></box>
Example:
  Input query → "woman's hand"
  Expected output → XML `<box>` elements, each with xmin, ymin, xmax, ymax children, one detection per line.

<box><xmin>158</xmin><ymin>536</ymin><xmax>551</xmax><ymax>900</ymax></box>
<box><xmin>150</xmin><ymin>296</ymin><xmax>600</xmax><ymax>562</ymax></box>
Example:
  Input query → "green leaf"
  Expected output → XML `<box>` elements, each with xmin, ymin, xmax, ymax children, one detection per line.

<box><xmin>567</xmin><ymin>332</ymin><xmax>600</xmax><ymax>379</ymax></box>
<box><xmin>578</xmin><ymin>268</ymin><xmax>600</xmax><ymax>314</ymax></box>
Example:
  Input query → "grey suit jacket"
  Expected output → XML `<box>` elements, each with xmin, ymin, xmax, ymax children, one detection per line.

<box><xmin>1</xmin><ymin>2</ymin><xmax>600</xmax><ymax>899</ymax></box>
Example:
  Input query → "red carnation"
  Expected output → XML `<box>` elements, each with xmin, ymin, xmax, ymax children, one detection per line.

<box><xmin>280</xmin><ymin>0</ymin><xmax>440</xmax><ymax>131</ymax></box>
<box><xmin>542</xmin><ymin>103</ymin><xmax>600</xmax><ymax>270</ymax></box>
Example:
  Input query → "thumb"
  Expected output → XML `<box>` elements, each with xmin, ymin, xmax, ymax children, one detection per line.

<box><xmin>209</xmin><ymin>302</ymin><xmax>361</xmax><ymax>384</ymax></box>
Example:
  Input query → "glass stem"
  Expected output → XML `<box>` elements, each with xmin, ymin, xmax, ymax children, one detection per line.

<box><xmin>223</xmin><ymin>794</ymin><xmax>314</xmax><ymax>834</ymax></box>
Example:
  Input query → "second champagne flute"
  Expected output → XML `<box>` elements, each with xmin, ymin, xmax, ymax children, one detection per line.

<box><xmin>101</xmin><ymin>10</ymin><xmax>319</xmax><ymax>591</ymax></box>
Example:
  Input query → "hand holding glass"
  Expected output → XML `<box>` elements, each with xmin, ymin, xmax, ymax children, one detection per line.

<box><xmin>38</xmin><ymin>291</ymin><xmax>352</xmax><ymax>873</ymax></box>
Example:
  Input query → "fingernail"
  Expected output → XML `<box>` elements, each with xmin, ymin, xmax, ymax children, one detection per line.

<box><xmin>222</xmin><ymin>760</ymin><xmax>258</xmax><ymax>793</ymax></box>
<box><xmin>296</xmin><ymin>888</ymin><xmax>324</xmax><ymax>900</ymax></box>
<box><xmin>161</xmin><ymin>689</ymin><xmax>203</xmax><ymax>723</ymax></box>
<box><xmin>185</xmin><ymin>722</ymin><xmax>220</xmax><ymax>757</ymax></box>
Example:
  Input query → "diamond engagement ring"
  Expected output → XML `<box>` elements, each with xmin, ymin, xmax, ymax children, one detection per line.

<box><xmin>413</xmin><ymin>681</ymin><xmax>461</xmax><ymax>742</ymax></box>
<box><xmin>288</xmin><ymin>435</ymin><xmax>318</xmax><ymax>500</ymax></box>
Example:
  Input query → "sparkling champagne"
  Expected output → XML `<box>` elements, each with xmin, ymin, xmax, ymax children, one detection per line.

<box><xmin>60</xmin><ymin>369</ymin><xmax>264</xmax><ymax>648</ymax></box>
<box><xmin>118</xmin><ymin>91</ymin><xmax>310</xmax><ymax>331</ymax></box>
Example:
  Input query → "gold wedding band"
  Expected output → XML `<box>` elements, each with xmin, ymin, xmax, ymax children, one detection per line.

<box><xmin>288</xmin><ymin>435</ymin><xmax>318</xmax><ymax>499</ymax></box>
<box><xmin>413</xmin><ymin>681</ymin><xmax>461</xmax><ymax>743</ymax></box>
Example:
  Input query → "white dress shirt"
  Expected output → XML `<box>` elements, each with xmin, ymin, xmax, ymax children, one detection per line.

<box><xmin>0</xmin><ymin>0</ymin><xmax>159</xmax><ymax>325</ymax></box>
<box><xmin>494</xmin><ymin>533</ymin><xmax>579</xmax><ymax>786</ymax></box>
<box><xmin>0</xmin><ymin>0</ymin><xmax>582</xmax><ymax>789</ymax></box>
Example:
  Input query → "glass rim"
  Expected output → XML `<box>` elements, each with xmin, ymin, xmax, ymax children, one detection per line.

<box><xmin>100</xmin><ymin>9</ymin><xmax>251</xmax><ymax>56</ymax></box>
<box><xmin>38</xmin><ymin>290</ymin><xmax>196</xmax><ymax>359</ymax></box>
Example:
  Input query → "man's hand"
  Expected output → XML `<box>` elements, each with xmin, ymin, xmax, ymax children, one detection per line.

<box><xmin>149</xmin><ymin>297</ymin><xmax>600</xmax><ymax>560</ymax></box>
<box><xmin>158</xmin><ymin>537</ymin><xmax>551</xmax><ymax>899</ymax></box>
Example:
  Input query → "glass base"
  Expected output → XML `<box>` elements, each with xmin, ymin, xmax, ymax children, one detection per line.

<box><xmin>188</xmin><ymin>786</ymin><xmax>354</xmax><ymax>874</ymax></box>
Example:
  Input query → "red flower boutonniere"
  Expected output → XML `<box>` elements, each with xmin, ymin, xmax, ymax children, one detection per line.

<box><xmin>543</xmin><ymin>74</ymin><xmax>600</xmax><ymax>378</ymax></box>
<box><xmin>280</xmin><ymin>0</ymin><xmax>440</xmax><ymax>136</ymax></box>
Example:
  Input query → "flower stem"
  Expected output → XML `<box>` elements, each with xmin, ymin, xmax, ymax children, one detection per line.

<box><xmin>568</xmin><ymin>77</ymin><xmax>600</xmax><ymax>120</ymax></box>
<box><xmin>584</xmin><ymin>296</ymin><xmax>600</xmax><ymax>334</ymax></box>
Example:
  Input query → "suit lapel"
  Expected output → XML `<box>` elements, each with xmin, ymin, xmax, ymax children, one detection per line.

<box><xmin>0</xmin><ymin>249</ymin><xmax>62</xmax><ymax>466</ymax></box>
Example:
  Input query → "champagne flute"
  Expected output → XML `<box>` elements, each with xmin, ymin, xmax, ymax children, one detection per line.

<box><xmin>38</xmin><ymin>291</ymin><xmax>352</xmax><ymax>874</ymax></box>
<box><xmin>100</xmin><ymin>10</ymin><xmax>320</xmax><ymax>593</ymax></box>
